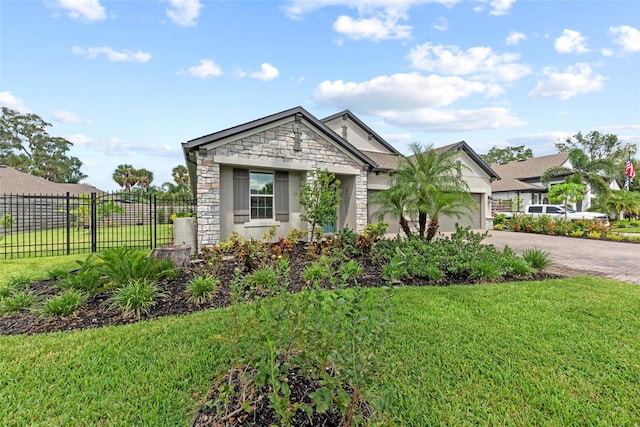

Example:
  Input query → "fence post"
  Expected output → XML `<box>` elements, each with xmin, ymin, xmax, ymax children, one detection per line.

<box><xmin>152</xmin><ymin>194</ymin><xmax>157</xmax><ymax>249</ymax></box>
<box><xmin>91</xmin><ymin>193</ymin><xmax>97</xmax><ymax>253</ymax></box>
<box><xmin>66</xmin><ymin>192</ymin><xmax>71</xmax><ymax>255</ymax></box>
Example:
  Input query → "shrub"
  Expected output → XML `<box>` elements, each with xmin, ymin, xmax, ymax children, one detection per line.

<box><xmin>362</xmin><ymin>222</ymin><xmax>388</xmax><ymax>242</ymax></box>
<box><xmin>40</xmin><ymin>289</ymin><xmax>87</xmax><ymax>317</ymax></box>
<box><xmin>186</xmin><ymin>275</ymin><xmax>220</xmax><ymax>305</ymax></box>
<box><xmin>61</xmin><ymin>269</ymin><xmax>103</xmax><ymax>294</ymax></box>
<box><xmin>337</xmin><ymin>260</ymin><xmax>363</xmax><ymax>286</ymax></box>
<box><xmin>244</xmin><ymin>266</ymin><xmax>281</xmax><ymax>296</ymax></box>
<box><xmin>109</xmin><ymin>279</ymin><xmax>165</xmax><ymax>318</ymax></box>
<box><xmin>504</xmin><ymin>257</ymin><xmax>533</xmax><ymax>277</ymax></box>
<box><xmin>469</xmin><ymin>260</ymin><xmax>501</xmax><ymax>282</ymax></box>
<box><xmin>0</xmin><ymin>291</ymin><xmax>36</xmax><ymax>314</ymax></box>
<box><xmin>285</xmin><ymin>228</ymin><xmax>307</xmax><ymax>243</ymax></box>
<box><xmin>522</xmin><ymin>248</ymin><xmax>551</xmax><ymax>271</ymax></box>
<box><xmin>302</xmin><ymin>262</ymin><xmax>331</xmax><ymax>286</ymax></box>
<box><xmin>46</xmin><ymin>267</ymin><xmax>70</xmax><ymax>280</ymax></box>
<box><xmin>493</xmin><ymin>213</ymin><xmax>508</xmax><ymax>226</ymax></box>
<box><xmin>334</xmin><ymin>227</ymin><xmax>360</xmax><ymax>258</ymax></box>
<box><xmin>5</xmin><ymin>274</ymin><xmax>32</xmax><ymax>290</ymax></box>
<box><xmin>95</xmin><ymin>247</ymin><xmax>177</xmax><ymax>288</ymax></box>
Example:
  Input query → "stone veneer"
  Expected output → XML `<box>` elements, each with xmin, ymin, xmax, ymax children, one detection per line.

<box><xmin>195</xmin><ymin>121</ymin><xmax>369</xmax><ymax>247</ymax></box>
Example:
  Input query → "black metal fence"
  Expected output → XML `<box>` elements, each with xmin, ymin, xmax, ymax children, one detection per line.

<box><xmin>0</xmin><ymin>192</ymin><xmax>196</xmax><ymax>259</ymax></box>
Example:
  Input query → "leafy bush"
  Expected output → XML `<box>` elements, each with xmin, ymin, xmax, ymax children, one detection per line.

<box><xmin>186</xmin><ymin>275</ymin><xmax>220</xmax><ymax>305</ymax></box>
<box><xmin>285</xmin><ymin>228</ymin><xmax>307</xmax><ymax>242</ymax></box>
<box><xmin>109</xmin><ymin>279</ymin><xmax>164</xmax><ymax>318</ymax></box>
<box><xmin>363</xmin><ymin>222</ymin><xmax>388</xmax><ymax>242</ymax></box>
<box><xmin>337</xmin><ymin>260</ymin><xmax>363</xmax><ymax>286</ymax></box>
<box><xmin>493</xmin><ymin>213</ymin><xmax>508</xmax><ymax>226</ymax></box>
<box><xmin>302</xmin><ymin>262</ymin><xmax>331</xmax><ymax>286</ymax></box>
<box><xmin>503</xmin><ymin>257</ymin><xmax>533</xmax><ymax>277</ymax></box>
<box><xmin>46</xmin><ymin>267</ymin><xmax>70</xmax><ymax>280</ymax></box>
<box><xmin>334</xmin><ymin>227</ymin><xmax>360</xmax><ymax>258</ymax></box>
<box><xmin>0</xmin><ymin>291</ymin><xmax>36</xmax><ymax>314</ymax></box>
<box><xmin>522</xmin><ymin>248</ymin><xmax>551</xmax><ymax>271</ymax></box>
<box><xmin>244</xmin><ymin>266</ymin><xmax>282</xmax><ymax>296</ymax></box>
<box><xmin>40</xmin><ymin>289</ymin><xmax>87</xmax><ymax>317</ymax></box>
<box><xmin>61</xmin><ymin>269</ymin><xmax>103</xmax><ymax>294</ymax></box>
<box><xmin>95</xmin><ymin>247</ymin><xmax>177</xmax><ymax>288</ymax></box>
<box><xmin>469</xmin><ymin>261</ymin><xmax>501</xmax><ymax>282</ymax></box>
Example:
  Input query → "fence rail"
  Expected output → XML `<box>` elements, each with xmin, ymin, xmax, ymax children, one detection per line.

<box><xmin>0</xmin><ymin>192</ymin><xmax>196</xmax><ymax>259</ymax></box>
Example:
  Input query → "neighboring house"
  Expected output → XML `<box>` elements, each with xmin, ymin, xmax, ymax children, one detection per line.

<box><xmin>182</xmin><ymin>106</ymin><xmax>498</xmax><ymax>248</ymax></box>
<box><xmin>490</xmin><ymin>153</ymin><xmax>620</xmax><ymax>212</ymax></box>
<box><xmin>0</xmin><ymin>165</ymin><xmax>103</xmax><ymax>196</ymax></box>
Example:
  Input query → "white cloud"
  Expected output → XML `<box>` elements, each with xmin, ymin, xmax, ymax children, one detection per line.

<box><xmin>380</xmin><ymin>133</ymin><xmax>413</xmax><ymax>146</ymax></box>
<box><xmin>601</xmin><ymin>48</ymin><xmax>614</xmax><ymax>57</ymax></box>
<box><xmin>433</xmin><ymin>17</ymin><xmax>448</xmax><ymax>32</ymax></box>
<box><xmin>554</xmin><ymin>29</ymin><xmax>590</xmax><ymax>54</ymax></box>
<box><xmin>409</xmin><ymin>43</ymin><xmax>531</xmax><ymax>82</ymax></box>
<box><xmin>237</xmin><ymin>62</ymin><xmax>280</xmax><ymax>81</ymax></box>
<box><xmin>529</xmin><ymin>63</ymin><xmax>605</xmax><ymax>100</ymax></box>
<box><xmin>164</xmin><ymin>0</ymin><xmax>203</xmax><ymax>27</ymax></box>
<box><xmin>66</xmin><ymin>134</ymin><xmax>93</xmax><ymax>145</ymax></box>
<box><xmin>72</xmin><ymin>46</ymin><xmax>152</xmax><ymax>62</ymax></box>
<box><xmin>378</xmin><ymin>107</ymin><xmax>525</xmax><ymax>132</ymax></box>
<box><xmin>473</xmin><ymin>0</ymin><xmax>516</xmax><ymax>16</ymax></box>
<box><xmin>609</xmin><ymin>25</ymin><xmax>640</xmax><ymax>53</ymax></box>
<box><xmin>283</xmin><ymin>0</ymin><xmax>460</xmax><ymax>41</ymax></box>
<box><xmin>70</xmin><ymin>135</ymin><xmax>178</xmax><ymax>157</ymax></box>
<box><xmin>283</xmin><ymin>0</ymin><xmax>461</xmax><ymax>20</ymax></box>
<box><xmin>188</xmin><ymin>59</ymin><xmax>223</xmax><ymax>78</ymax></box>
<box><xmin>52</xmin><ymin>110</ymin><xmax>81</xmax><ymax>123</ymax></box>
<box><xmin>505</xmin><ymin>131</ymin><xmax>572</xmax><ymax>155</ymax></box>
<box><xmin>505</xmin><ymin>31</ymin><xmax>526</xmax><ymax>45</ymax></box>
<box><xmin>54</xmin><ymin>0</ymin><xmax>106</xmax><ymax>22</ymax></box>
<box><xmin>0</xmin><ymin>91</ymin><xmax>30</xmax><ymax>113</ymax></box>
<box><xmin>314</xmin><ymin>72</ymin><xmax>489</xmax><ymax>112</ymax></box>
<box><xmin>333</xmin><ymin>14</ymin><xmax>411</xmax><ymax>40</ymax></box>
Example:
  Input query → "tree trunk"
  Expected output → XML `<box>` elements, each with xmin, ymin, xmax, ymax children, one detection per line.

<box><xmin>399</xmin><ymin>215</ymin><xmax>412</xmax><ymax>238</ymax></box>
<box><xmin>426</xmin><ymin>218</ymin><xmax>439</xmax><ymax>241</ymax></box>
<box><xmin>418</xmin><ymin>212</ymin><xmax>427</xmax><ymax>240</ymax></box>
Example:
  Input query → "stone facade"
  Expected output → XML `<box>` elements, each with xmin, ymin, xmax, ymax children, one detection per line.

<box><xmin>195</xmin><ymin>120</ymin><xmax>369</xmax><ymax>247</ymax></box>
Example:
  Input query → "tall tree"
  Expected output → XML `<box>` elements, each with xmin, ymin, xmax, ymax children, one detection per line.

<box><xmin>480</xmin><ymin>145</ymin><xmax>533</xmax><ymax>164</ymax></box>
<box><xmin>172</xmin><ymin>165</ymin><xmax>189</xmax><ymax>185</ymax></box>
<box><xmin>136</xmin><ymin>168</ymin><xmax>154</xmax><ymax>189</ymax></box>
<box><xmin>381</xmin><ymin>143</ymin><xmax>476</xmax><ymax>241</ymax></box>
<box><xmin>547</xmin><ymin>182</ymin><xmax>587</xmax><ymax>221</ymax></box>
<box><xmin>556</xmin><ymin>131</ymin><xmax>630</xmax><ymax>166</ymax></box>
<box><xmin>0</xmin><ymin>107</ymin><xmax>86</xmax><ymax>183</ymax></box>
<box><xmin>112</xmin><ymin>164</ymin><xmax>138</xmax><ymax>192</ymax></box>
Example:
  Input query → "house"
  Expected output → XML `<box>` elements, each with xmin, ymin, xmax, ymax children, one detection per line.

<box><xmin>490</xmin><ymin>153</ymin><xmax>620</xmax><ymax>212</ymax></box>
<box><xmin>182</xmin><ymin>106</ymin><xmax>498</xmax><ymax>248</ymax></box>
<box><xmin>0</xmin><ymin>165</ymin><xmax>103</xmax><ymax>196</ymax></box>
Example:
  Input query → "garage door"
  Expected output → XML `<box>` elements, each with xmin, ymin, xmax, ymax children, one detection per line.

<box><xmin>367</xmin><ymin>190</ymin><xmax>401</xmax><ymax>235</ymax></box>
<box><xmin>438</xmin><ymin>193</ymin><xmax>482</xmax><ymax>232</ymax></box>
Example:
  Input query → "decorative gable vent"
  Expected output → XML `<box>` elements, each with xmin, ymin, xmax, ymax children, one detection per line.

<box><xmin>293</xmin><ymin>113</ymin><xmax>302</xmax><ymax>151</ymax></box>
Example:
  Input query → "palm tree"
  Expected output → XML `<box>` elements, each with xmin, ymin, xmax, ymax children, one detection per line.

<box><xmin>541</xmin><ymin>149</ymin><xmax>615</xmax><ymax>209</ymax></box>
<box><xmin>370</xmin><ymin>185</ymin><xmax>414</xmax><ymax>238</ymax></box>
<box><xmin>112</xmin><ymin>164</ymin><xmax>137</xmax><ymax>192</ymax></box>
<box><xmin>172</xmin><ymin>165</ymin><xmax>189</xmax><ymax>185</ymax></box>
<box><xmin>136</xmin><ymin>168</ymin><xmax>154</xmax><ymax>190</ymax></box>
<box><xmin>375</xmin><ymin>142</ymin><xmax>476</xmax><ymax>241</ymax></box>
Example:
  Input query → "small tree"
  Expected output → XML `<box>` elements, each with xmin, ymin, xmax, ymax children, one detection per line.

<box><xmin>298</xmin><ymin>169</ymin><xmax>340</xmax><ymax>243</ymax></box>
<box><xmin>547</xmin><ymin>182</ymin><xmax>587</xmax><ymax>221</ymax></box>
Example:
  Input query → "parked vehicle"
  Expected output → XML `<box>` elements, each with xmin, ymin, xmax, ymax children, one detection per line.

<box><xmin>500</xmin><ymin>204</ymin><xmax>609</xmax><ymax>224</ymax></box>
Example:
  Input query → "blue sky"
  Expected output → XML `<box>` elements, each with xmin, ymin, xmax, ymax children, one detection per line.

<box><xmin>1</xmin><ymin>0</ymin><xmax>639</xmax><ymax>191</ymax></box>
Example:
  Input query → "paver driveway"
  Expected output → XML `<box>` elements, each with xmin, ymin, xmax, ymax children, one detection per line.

<box><xmin>483</xmin><ymin>230</ymin><xmax>640</xmax><ymax>285</ymax></box>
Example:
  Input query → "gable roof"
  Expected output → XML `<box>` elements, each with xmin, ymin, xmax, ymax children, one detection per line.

<box><xmin>182</xmin><ymin>106</ymin><xmax>377</xmax><ymax>168</ymax></box>
<box><xmin>490</xmin><ymin>152</ymin><xmax>569</xmax><ymax>193</ymax></box>
<box><xmin>0</xmin><ymin>165</ymin><xmax>104</xmax><ymax>196</ymax></box>
<box><xmin>491</xmin><ymin>152</ymin><xmax>569</xmax><ymax>180</ymax></box>
<box><xmin>435</xmin><ymin>141</ymin><xmax>500</xmax><ymax>180</ymax></box>
<box><xmin>321</xmin><ymin>109</ymin><xmax>400</xmax><ymax>155</ymax></box>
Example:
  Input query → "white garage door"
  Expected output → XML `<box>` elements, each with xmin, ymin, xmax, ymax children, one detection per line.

<box><xmin>438</xmin><ymin>193</ymin><xmax>482</xmax><ymax>233</ymax></box>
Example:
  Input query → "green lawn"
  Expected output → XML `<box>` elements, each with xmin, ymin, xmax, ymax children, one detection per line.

<box><xmin>1</xmin><ymin>277</ymin><xmax>639</xmax><ymax>426</ymax></box>
<box><xmin>0</xmin><ymin>224</ymin><xmax>173</xmax><ymax>258</ymax></box>
<box><xmin>612</xmin><ymin>227</ymin><xmax>640</xmax><ymax>234</ymax></box>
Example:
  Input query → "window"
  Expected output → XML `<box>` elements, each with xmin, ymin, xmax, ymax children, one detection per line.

<box><xmin>547</xmin><ymin>206</ymin><xmax>562</xmax><ymax>214</ymax></box>
<box><xmin>250</xmin><ymin>172</ymin><xmax>273</xmax><ymax>219</ymax></box>
<box><xmin>529</xmin><ymin>206</ymin><xmax>543</xmax><ymax>213</ymax></box>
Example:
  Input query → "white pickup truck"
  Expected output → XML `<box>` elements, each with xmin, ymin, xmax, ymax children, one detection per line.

<box><xmin>501</xmin><ymin>204</ymin><xmax>609</xmax><ymax>223</ymax></box>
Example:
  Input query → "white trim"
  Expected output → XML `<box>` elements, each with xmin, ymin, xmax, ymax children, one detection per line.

<box><xmin>243</xmin><ymin>220</ymin><xmax>281</xmax><ymax>228</ymax></box>
<box><xmin>213</xmin><ymin>155</ymin><xmax>361</xmax><ymax>175</ymax></box>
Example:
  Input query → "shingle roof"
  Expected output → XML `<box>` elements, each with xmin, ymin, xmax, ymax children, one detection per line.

<box><xmin>490</xmin><ymin>152</ymin><xmax>569</xmax><ymax>180</ymax></box>
<box><xmin>0</xmin><ymin>166</ymin><xmax>104</xmax><ymax>195</ymax></box>
<box><xmin>490</xmin><ymin>152</ymin><xmax>569</xmax><ymax>193</ymax></box>
<box><xmin>360</xmin><ymin>150</ymin><xmax>401</xmax><ymax>171</ymax></box>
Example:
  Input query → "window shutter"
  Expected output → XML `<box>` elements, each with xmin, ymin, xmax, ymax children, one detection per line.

<box><xmin>275</xmin><ymin>171</ymin><xmax>289</xmax><ymax>222</ymax></box>
<box><xmin>233</xmin><ymin>168</ymin><xmax>249</xmax><ymax>223</ymax></box>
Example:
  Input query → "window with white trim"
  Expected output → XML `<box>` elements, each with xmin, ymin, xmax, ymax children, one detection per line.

<box><xmin>250</xmin><ymin>171</ymin><xmax>274</xmax><ymax>220</ymax></box>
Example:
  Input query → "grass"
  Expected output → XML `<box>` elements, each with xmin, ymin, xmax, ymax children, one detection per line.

<box><xmin>0</xmin><ymin>254</ymin><xmax>87</xmax><ymax>285</ymax></box>
<box><xmin>1</xmin><ymin>277</ymin><xmax>639</xmax><ymax>426</ymax></box>
<box><xmin>0</xmin><ymin>224</ymin><xmax>173</xmax><ymax>258</ymax></box>
<box><xmin>611</xmin><ymin>226</ymin><xmax>640</xmax><ymax>233</ymax></box>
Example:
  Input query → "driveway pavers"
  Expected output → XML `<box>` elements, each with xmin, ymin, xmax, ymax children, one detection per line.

<box><xmin>483</xmin><ymin>230</ymin><xmax>640</xmax><ymax>285</ymax></box>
